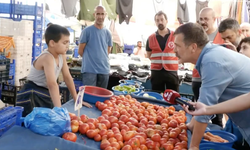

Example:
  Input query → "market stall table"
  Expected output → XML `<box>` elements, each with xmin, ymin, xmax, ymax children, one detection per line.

<box><xmin>0</xmin><ymin>98</ymin><xmax>221</xmax><ymax>150</ymax></box>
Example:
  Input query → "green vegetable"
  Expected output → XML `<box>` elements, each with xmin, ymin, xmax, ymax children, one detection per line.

<box><xmin>114</xmin><ymin>85</ymin><xmax>137</xmax><ymax>94</ymax></box>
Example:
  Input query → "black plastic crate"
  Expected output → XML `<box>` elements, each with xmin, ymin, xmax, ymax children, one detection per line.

<box><xmin>69</xmin><ymin>67</ymin><xmax>82</xmax><ymax>81</ymax></box>
<box><xmin>59</xmin><ymin>83</ymin><xmax>72</xmax><ymax>104</ymax></box>
<box><xmin>0</xmin><ymin>70</ymin><xmax>10</xmax><ymax>83</ymax></box>
<box><xmin>1</xmin><ymin>83</ymin><xmax>20</xmax><ymax>106</ymax></box>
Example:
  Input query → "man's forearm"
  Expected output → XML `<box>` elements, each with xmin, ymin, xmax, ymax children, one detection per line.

<box><xmin>190</xmin><ymin>120</ymin><xmax>208</xmax><ymax>148</ymax></box>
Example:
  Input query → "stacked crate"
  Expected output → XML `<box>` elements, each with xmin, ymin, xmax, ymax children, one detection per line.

<box><xmin>0</xmin><ymin>18</ymin><xmax>33</xmax><ymax>86</ymax></box>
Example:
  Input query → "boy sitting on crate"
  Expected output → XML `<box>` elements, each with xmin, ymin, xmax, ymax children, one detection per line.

<box><xmin>16</xmin><ymin>24</ymin><xmax>92</xmax><ymax>117</ymax></box>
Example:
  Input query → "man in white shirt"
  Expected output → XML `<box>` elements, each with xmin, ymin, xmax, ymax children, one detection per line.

<box><xmin>133</xmin><ymin>41</ymin><xmax>147</xmax><ymax>58</ymax></box>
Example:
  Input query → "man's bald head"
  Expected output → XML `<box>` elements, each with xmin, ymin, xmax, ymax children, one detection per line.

<box><xmin>94</xmin><ymin>5</ymin><xmax>106</xmax><ymax>12</ymax></box>
<box><xmin>93</xmin><ymin>5</ymin><xmax>106</xmax><ymax>26</ymax></box>
<box><xmin>199</xmin><ymin>7</ymin><xmax>216</xmax><ymax>33</ymax></box>
<box><xmin>241</xmin><ymin>22</ymin><xmax>250</xmax><ymax>36</ymax></box>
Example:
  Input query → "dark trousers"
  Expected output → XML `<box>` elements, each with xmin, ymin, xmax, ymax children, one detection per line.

<box><xmin>16</xmin><ymin>81</ymin><xmax>53</xmax><ymax>117</ymax></box>
<box><xmin>151</xmin><ymin>69</ymin><xmax>179</xmax><ymax>93</ymax></box>
<box><xmin>192</xmin><ymin>81</ymin><xmax>223</xmax><ymax>127</ymax></box>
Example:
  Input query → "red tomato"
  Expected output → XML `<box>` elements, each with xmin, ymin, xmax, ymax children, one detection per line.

<box><xmin>108</xmin><ymin>137</ymin><xmax>117</xmax><ymax>143</ymax></box>
<box><xmin>99</xmin><ymin>129</ymin><xmax>108</xmax><ymax>137</ymax></box>
<box><xmin>94</xmin><ymin>134</ymin><xmax>101</xmax><ymax>141</ymax></box>
<box><xmin>145</xmin><ymin>140</ymin><xmax>155</xmax><ymax>149</ymax></box>
<box><xmin>100</xmin><ymin>120</ymin><xmax>111</xmax><ymax>129</ymax></box>
<box><xmin>112</xmin><ymin>111</ymin><xmax>120</xmax><ymax>118</ymax></box>
<box><xmin>107</xmin><ymin>130</ymin><xmax>115</xmax><ymax>138</ymax></box>
<box><xmin>111</xmin><ymin>123</ymin><xmax>119</xmax><ymax>129</ymax></box>
<box><xmin>111</xmin><ymin>142</ymin><xmax>120</xmax><ymax>149</ymax></box>
<box><xmin>135</xmin><ymin>135</ymin><xmax>146</xmax><ymax>145</ymax></box>
<box><xmin>140</xmin><ymin>144</ymin><xmax>148</xmax><ymax>150</ymax></box>
<box><xmin>169</xmin><ymin>131</ymin><xmax>178</xmax><ymax>138</ymax></box>
<box><xmin>98</xmin><ymin>116</ymin><xmax>106</xmax><ymax>122</ymax></box>
<box><xmin>123</xmin><ymin>131</ymin><xmax>136</xmax><ymax>141</ymax></box>
<box><xmin>108</xmin><ymin>116</ymin><xmax>118</xmax><ymax>124</ymax></box>
<box><xmin>97</xmin><ymin>123</ymin><xmax>107</xmax><ymax>130</ymax></box>
<box><xmin>87</xmin><ymin>118</ymin><xmax>97</xmax><ymax>126</ymax></box>
<box><xmin>80</xmin><ymin>114</ymin><xmax>89</xmax><ymax>123</ymax></box>
<box><xmin>168</xmin><ymin>120</ymin><xmax>178</xmax><ymax>128</ymax></box>
<box><xmin>100</xmin><ymin>139</ymin><xmax>110</xmax><ymax>150</ymax></box>
<box><xmin>87</xmin><ymin>123</ymin><xmax>96</xmax><ymax>129</ymax></box>
<box><xmin>146</xmin><ymin>128</ymin><xmax>156</xmax><ymax>138</ymax></box>
<box><xmin>86</xmin><ymin>129</ymin><xmax>99</xmax><ymax>138</ymax></box>
<box><xmin>79</xmin><ymin>123</ymin><xmax>89</xmax><ymax>134</ymax></box>
<box><xmin>102</xmin><ymin>109</ymin><xmax>112</xmax><ymax>116</ymax></box>
<box><xmin>169</xmin><ymin>106</ymin><xmax>175</xmax><ymax>111</ymax></box>
<box><xmin>151</xmin><ymin>133</ymin><xmax>161</xmax><ymax>142</ymax></box>
<box><xmin>161</xmin><ymin>143</ymin><xmax>174</xmax><ymax>150</ymax></box>
<box><xmin>62</xmin><ymin>132</ymin><xmax>77</xmax><ymax>142</ymax></box>
<box><xmin>114</xmin><ymin>133</ymin><xmax>123</xmax><ymax>141</ymax></box>
<box><xmin>121</xmin><ymin>145</ymin><xmax>132</xmax><ymax>150</ymax></box>
<box><xmin>95</xmin><ymin>101</ymin><xmax>101</xmax><ymax>108</ymax></box>
<box><xmin>102</xmin><ymin>114</ymin><xmax>109</xmax><ymax>120</ymax></box>
<box><xmin>128</xmin><ymin>137</ymin><xmax>141</xmax><ymax>148</ymax></box>
<box><xmin>98</xmin><ymin>103</ymin><xmax>108</xmax><ymax>111</ymax></box>
<box><xmin>71</xmin><ymin>120</ymin><xmax>79</xmax><ymax>133</ymax></box>
<box><xmin>178</xmin><ymin>133</ymin><xmax>188</xmax><ymax>142</ymax></box>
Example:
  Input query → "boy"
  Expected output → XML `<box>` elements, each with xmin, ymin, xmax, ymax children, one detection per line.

<box><xmin>17</xmin><ymin>24</ymin><xmax>91</xmax><ymax>117</ymax></box>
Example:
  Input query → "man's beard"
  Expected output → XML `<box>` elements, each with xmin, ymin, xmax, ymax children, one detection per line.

<box><xmin>158</xmin><ymin>24</ymin><xmax>165</xmax><ymax>30</ymax></box>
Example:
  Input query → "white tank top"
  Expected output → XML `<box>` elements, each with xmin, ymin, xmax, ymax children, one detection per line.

<box><xmin>27</xmin><ymin>50</ymin><xmax>63</xmax><ymax>88</ymax></box>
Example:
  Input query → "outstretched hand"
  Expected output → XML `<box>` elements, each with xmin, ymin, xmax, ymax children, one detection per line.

<box><xmin>82</xmin><ymin>101</ymin><xmax>92</xmax><ymax>108</ymax></box>
<box><xmin>182</xmin><ymin>101</ymin><xmax>208</xmax><ymax>116</ymax></box>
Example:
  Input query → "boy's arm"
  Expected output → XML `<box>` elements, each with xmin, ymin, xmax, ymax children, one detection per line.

<box><xmin>43</xmin><ymin>55</ymin><xmax>61</xmax><ymax>107</ymax></box>
<box><xmin>61</xmin><ymin>55</ymin><xmax>92</xmax><ymax>108</ymax></box>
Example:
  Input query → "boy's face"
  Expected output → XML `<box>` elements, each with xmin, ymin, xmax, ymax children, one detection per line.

<box><xmin>240</xmin><ymin>42</ymin><xmax>250</xmax><ymax>58</ymax></box>
<box><xmin>51</xmin><ymin>34</ymin><xmax>70</xmax><ymax>54</ymax></box>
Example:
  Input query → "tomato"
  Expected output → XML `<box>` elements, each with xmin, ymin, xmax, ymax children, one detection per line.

<box><xmin>112</xmin><ymin>111</ymin><xmax>120</xmax><ymax>118</ymax></box>
<box><xmin>101</xmin><ymin>120</ymin><xmax>111</xmax><ymax>129</ymax></box>
<box><xmin>128</xmin><ymin>137</ymin><xmax>140</xmax><ymax>148</ymax></box>
<box><xmin>102</xmin><ymin>109</ymin><xmax>112</xmax><ymax>116</ymax></box>
<box><xmin>135</xmin><ymin>135</ymin><xmax>146</xmax><ymax>145</ymax></box>
<box><xmin>176</xmin><ymin>117</ymin><xmax>185</xmax><ymax>124</ymax></box>
<box><xmin>87</xmin><ymin>118</ymin><xmax>97</xmax><ymax>126</ymax></box>
<box><xmin>168</xmin><ymin>109</ymin><xmax>174</xmax><ymax>115</ymax></box>
<box><xmin>98</xmin><ymin>103</ymin><xmax>108</xmax><ymax>111</ymax></box>
<box><xmin>157</xmin><ymin>116</ymin><xmax>163</xmax><ymax>123</ymax></box>
<box><xmin>71</xmin><ymin>120</ymin><xmax>79</xmax><ymax>133</ymax></box>
<box><xmin>181</xmin><ymin>141</ymin><xmax>188</xmax><ymax>148</ymax></box>
<box><xmin>151</xmin><ymin>133</ymin><xmax>161</xmax><ymax>142</ymax></box>
<box><xmin>62</xmin><ymin>132</ymin><xmax>77</xmax><ymax>142</ymax></box>
<box><xmin>121</xmin><ymin>145</ymin><xmax>132</xmax><ymax>150</ymax></box>
<box><xmin>111</xmin><ymin>142</ymin><xmax>121</xmax><ymax>149</ymax></box>
<box><xmin>86</xmin><ymin>129</ymin><xmax>99</xmax><ymax>138</ymax></box>
<box><xmin>107</xmin><ymin>130</ymin><xmax>115</xmax><ymax>138</ymax></box>
<box><xmin>169</xmin><ymin>131</ymin><xmax>178</xmax><ymax>138</ymax></box>
<box><xmin>97</xmin><ymin>123</ymin><xmax>107</xmax><ymax>130</ymax></box>
<box><xmin>111</xmin><ymin>123</ymin><xmax>119</xmax><ymax>129</ymax></box>
<box><xmin>178</xmin><ymin>133</ymin><xmax>188</xmax><ymax>142</ymax></box>
<box><xmin>138</xmin><ymin>123</ymin><xmax>146</xmax><ymax>128</ymax></box>
<box><xmin>179</xmin><ymin>123</ymin><xmax>187</xmax><ymax>130</ymax></box>
<box><xmin>125</xmin><ymin>95</ymin><xmax>132</xmax><ymax>99</ymax></box>
<box><xmin>102</xmin><ymin>114</ymin><xmax>109</xmax><ymax>120</ymax></box>
<box><xmin>161</xmin><ymin>119</ymin><xmax>169</xmax><ymax>124</ymax></box>
<box><xmin>95</xmin><ymin>101</ymin><xmax>101</xmax><ymax>108</ymax></box>
<box><xmin>94</xmin><ymin>134</ymin><xmax>102</xmax><ymax>141</ymax></box>
<box><xmin>98</xmin><ymin>116</ymin><xmax>106</xmax><ymax>122</ymax></box>
<box><xmin>100</xmin><ymin>139</ymin><xmax>111</xmax><ymax>150</ymax></box>
<box><xmin>114</xmin><ymin>133</ymin><xmax>123</xmax><ymax>141</ymax></box>
<box><xmin>99</xmin><ymin>129</ymin><xmax>108</xmax><ymax>137</ymax></box>
<box><xmin>161</xmin><ymin>143</ymin><xmax>174</xmax><ymax>150</ymax></box>
<box><xmin>146</xmin><ymin>128</ymin><xmax>156</xmax><ymax>138</ymax></box>
<box><xmin>140</xmin><ymin>144</ymin><xmax>148</xmax><ymax>150</ymax></box>
<box><xmin>168</xmin><ymin>120</ymin><xmax>178</xmax><ymax>128</ymax></box>
<box><xmin>108</xmin><ymin>137</ymin><xmax>117</xmax><ymax>143</ymax></box>
<box><xmin>168</xmin><ymin>106</ymin><xmax>175</xmax><ymax>111</ymax></box>
<box><xmin>80</xmin><ymin>114</ymin><xmax>89</xmax><ymax>123</ymax></box>
<box><xmin>129</xmin><ymin>125</ymin><xmax>138</xmax><ymax>131</ymax></box>
<box><xmin>120</xmin><ymin>124</ymin><xmax>129</xmax><ymax>131</ymax></box>
<box><xmin>79</xmin><ymin>123</ymin><xmax>89</xmax><ymax>134</ymax></box>
<box><xmin>108</xmin><ymin>116</ymin><xmax>118</xmax><ymax>124</ymax></box>
<box><xmin>102</xmin><ymin>135</ymin><xmax>108</xmax><ymax>140</ymax></box>
<box><xmin>87</xmin><ymin>123</ymin><xmax>96</xmax><ymax>129</ymax></box>
<box><xmin>111</xmin><ymin>127</ymin><xmax>119</xmax><ymax>133</ymax></box>
<box><xmin>160</xmin><ymin>138</ymin><xmax>168</xmax><ymax>146</ymax></box>
<box><xmin>123</xmin><ymin>131</ymin><xmax>136</xmax><ymax>141</ymax></box>
<box><xmin>145</xmin><ymin>140</ymin><xmax>155</xmax><ymax>149</ymax></box>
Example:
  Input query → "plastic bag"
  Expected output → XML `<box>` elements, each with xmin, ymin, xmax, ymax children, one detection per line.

<box><xmin>24</xmin><ymin>107</ymin><xmax>71</xmax><ymax>136</ymax></box>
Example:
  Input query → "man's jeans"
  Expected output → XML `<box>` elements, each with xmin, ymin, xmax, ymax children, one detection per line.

<box><xmin>82</xmin><ymin>73</ymin><xmax>109</xmax><ymax>88</ymax></box>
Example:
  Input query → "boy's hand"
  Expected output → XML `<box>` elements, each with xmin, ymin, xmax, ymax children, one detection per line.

<box><xmin>82</xmin><ymin>101</ymin><xmax>92</xmax><ymax>108</ymax></box>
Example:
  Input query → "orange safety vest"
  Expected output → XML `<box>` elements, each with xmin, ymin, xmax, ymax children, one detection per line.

<box><xmin>148</xmin><ymin>31</ymin><xmax>179</xmax><ymax>71</ymax></box>
<box><xmin>192</xmin><ymin>32</ymin><xmax>224</xmax><ymax>82</ymax></box>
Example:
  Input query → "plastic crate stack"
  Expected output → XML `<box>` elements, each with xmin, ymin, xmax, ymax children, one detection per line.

<box><xmin>0</xmin><ymin>18</ymin><xmax>33</xmax><ymax>86</ymax></box>
<box><xmin>0</xmin><ymin>1</ymin><xmax>43</xmax><ymax>86</ymax></box>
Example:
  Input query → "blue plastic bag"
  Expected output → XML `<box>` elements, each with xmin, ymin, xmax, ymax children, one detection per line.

<box><xmin>24</xmin><ymin>107</ymin><xmax>71</xmax><ymax>136</ymax></box>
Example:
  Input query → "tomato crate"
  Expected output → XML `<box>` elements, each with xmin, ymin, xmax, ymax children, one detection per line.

<box><xmin>0</xmin><ymin>106</ymin><xmax>24</xmax><ymax>137</ymax></box>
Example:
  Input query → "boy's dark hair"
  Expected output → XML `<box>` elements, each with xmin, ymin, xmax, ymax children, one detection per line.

<box><xmin>218</xmin><ymin>18</ymin><xmax>240</xmax><ymax>33</ymax></box>
<box><xmin>154</xmin><ymin>11</ymin><xmax>167</xmax><ymax>21</ymax></box>
<box><xmin>174</xmin><ymin>23</ymin><xmax>209</xmax><ymax>48</ymax></box>
<box><xmin>239</xmin><ymin>37</ymin><xmax>250</xmax><ymax>48</ymax></box>
<box><xmin>45</xmin><ymin>24</ymin><xmax>70</xmax><ymax>45</ymax></box>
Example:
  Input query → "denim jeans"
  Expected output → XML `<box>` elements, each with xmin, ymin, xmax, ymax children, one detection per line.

<box><xmin>82</xmin><ymin>73</ymin><xmax>109</xmax><ymax>88</ymax></box>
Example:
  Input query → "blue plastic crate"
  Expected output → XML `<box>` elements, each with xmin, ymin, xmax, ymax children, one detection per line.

<box><xmin>37</xmin><ymin>6</ymin><xmax>43</xmax><ymax>16</ymax></box>
<box><xmin>74</xmin><ymin>47</ymin><xmax>79</xmax><ymax>58</ymax></box>
<box><xmin>33</xmin><ymin>46</ymin><xmax>41</xmax><ymax>57</ymax></box>
<box><xmin>0</xmin><ymin>106</ymin><xmax>24</xmax><ymax>137</ymax></box>
<box><xmin>74</xmin><ymin>80</ymin><xmax>83</xmax><ymax>91</ymax></box>
<box><xmin>9</xmin><ymin>61</ymin><xmax>15</xmax><ymax>76</ymax></box>
<box><xmin>7</xmin><ymin>80</ymin><xmax>15</xmax><ymax>85</ymax></box>
<box><xmin>36</xmin><ymin>20</ymin><xmax>42</xmax><ymax>30</ymax></box>
<box><xmin>8</xmin><ymin>75</ymin><xmax>14</xmax><ymax>80</ymax></box>
<box><xmin>14</xmin><ymin>4</ymin><xmax>35</xmax><ymax>16</ymax></box>
<box><xmin>0</xmin><ymin>3</ymin><xmax>11</xmax><ymax>14</ymax></box>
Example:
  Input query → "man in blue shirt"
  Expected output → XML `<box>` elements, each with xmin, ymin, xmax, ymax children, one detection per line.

<box><xmin>174</xmin><ymin>23</ymin><xmax>250</xmax><ymax>149</ymax></box>
<box><xmin>78</xmin><ymin>5</ymin><xmax>112</xmax><ymax>88</ymax></box>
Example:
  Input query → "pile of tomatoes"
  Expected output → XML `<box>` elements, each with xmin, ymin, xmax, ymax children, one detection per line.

<box><xmin>65</xmin><ymin>95</ymin><xmax>188</xmax><ymax>150</ymax></box>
